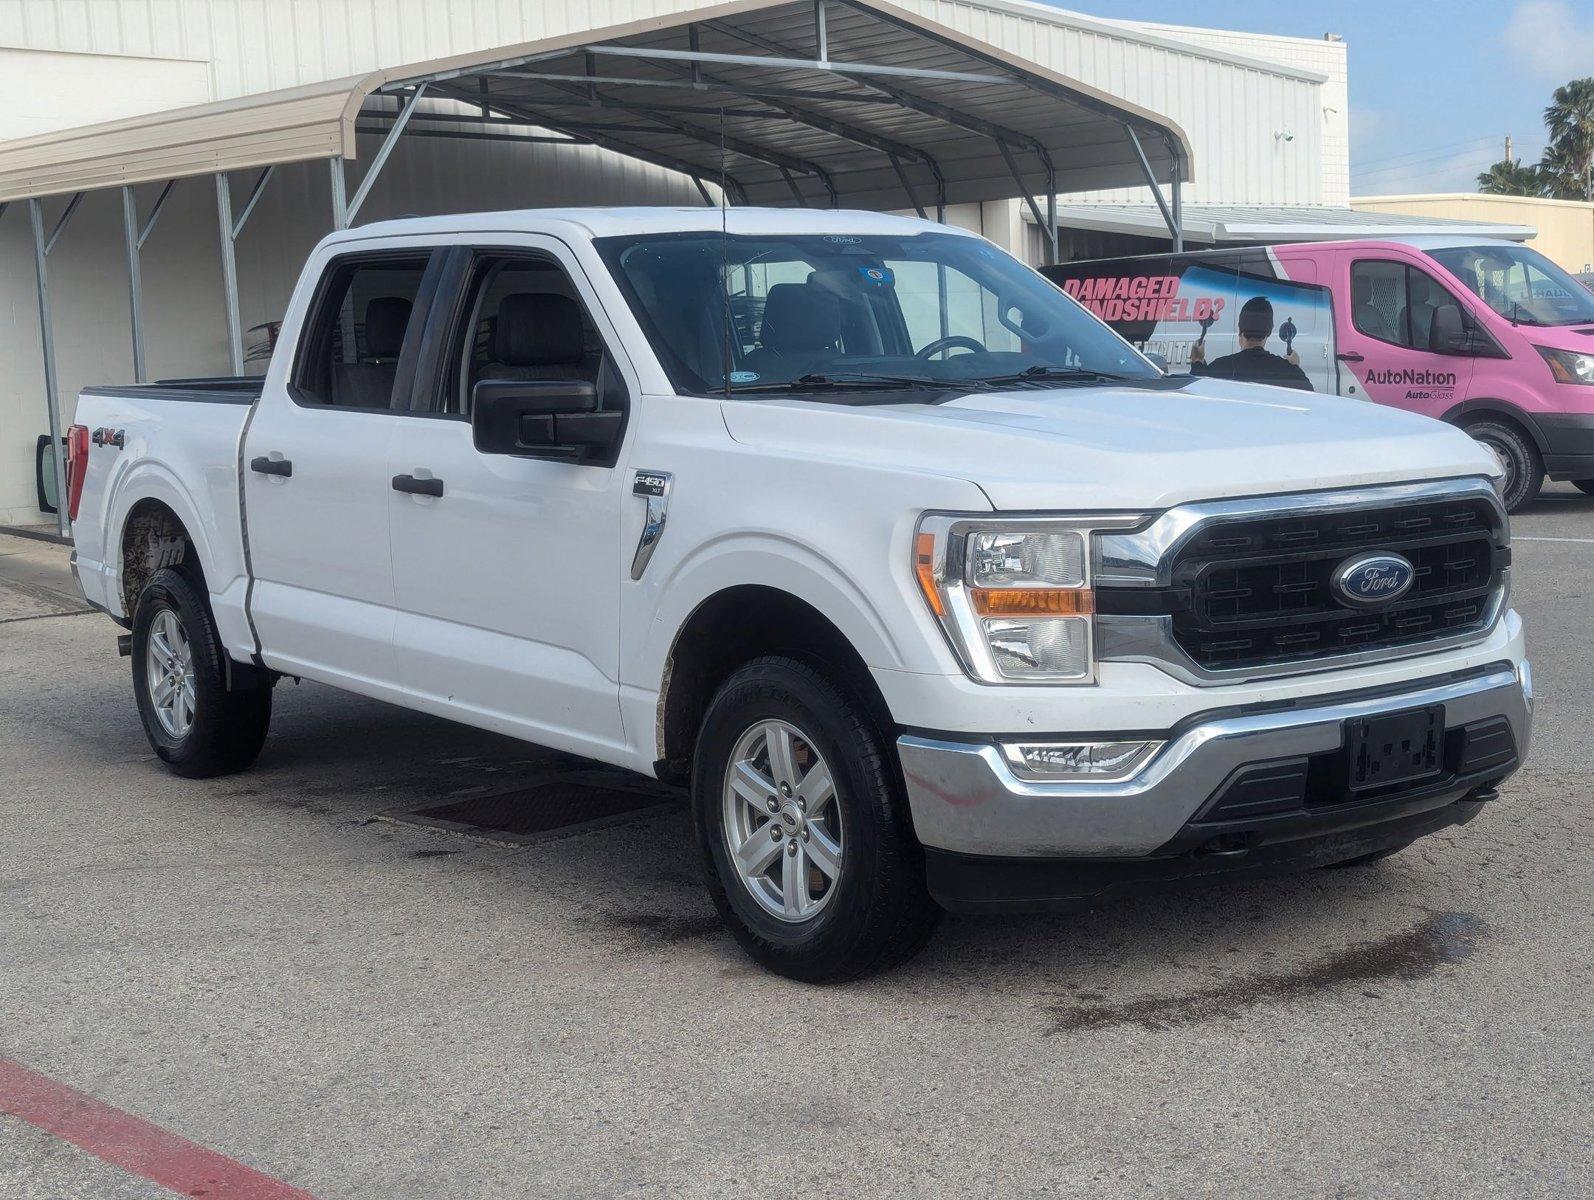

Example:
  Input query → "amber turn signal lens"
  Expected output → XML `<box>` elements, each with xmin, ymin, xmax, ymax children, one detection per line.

<box><xmin>914</xmin><ymin>531</ymin><xmax>945</xmax><ymax>617</ymax></box>
<box><xmin>970</xmin><ymin>587</ymin><xmax>1094</xmax><ymax>616</ymax></box>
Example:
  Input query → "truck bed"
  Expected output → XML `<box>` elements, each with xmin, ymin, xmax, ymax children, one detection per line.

<box><xmin>70</xmin><ymin>378</ymin><xmax>260</xmax><ymax>652</ymax></box>
<box><xmin>82</xmin><ymin>377</ymin><xmax>264</xmax><ymax>405</ymax></box>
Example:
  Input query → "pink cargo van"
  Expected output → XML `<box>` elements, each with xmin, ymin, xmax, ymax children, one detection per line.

<box><xmin>1044</xmin><ymin>237</ymin><xmax>1594</xmax><ymax>511</ymax></box>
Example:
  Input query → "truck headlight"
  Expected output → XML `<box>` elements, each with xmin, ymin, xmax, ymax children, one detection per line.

<box><xmin>914</xmin><ymin>516</ymin><xmax>1133</xmax><ymax>685</ymax></box>
<box><xmin>1536</xmin><ymin>345</ymin><xmax>1594</xmax><ymax>386</ymax></box>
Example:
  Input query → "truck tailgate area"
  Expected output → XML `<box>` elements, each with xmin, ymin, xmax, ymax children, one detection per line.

<box><xmin>71</xmin><ymin>384</ymin><xmax>256</xmax><ymax>630</ymax></box>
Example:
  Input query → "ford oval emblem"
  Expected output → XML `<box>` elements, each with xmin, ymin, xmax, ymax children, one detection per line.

<box><xmin>1332</xmin><ymin>552</ymin><xmax>1416</xmax><ymax>608</ymax></box>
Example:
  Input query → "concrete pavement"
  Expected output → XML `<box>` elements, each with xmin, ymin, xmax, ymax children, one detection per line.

<box><xmin>1</xmin><ymin>491</ymin><xmax>1590</xmax><ymax>1198</ymax></box>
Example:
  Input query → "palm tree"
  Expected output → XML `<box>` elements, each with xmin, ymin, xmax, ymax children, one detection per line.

<box><xmin>1543</xmin><ymin>78</ymin><xmax>1594</xmax><ymax>200</ymax></box>
<box><xmin>1538</xmin><ymin>141</ymin><xmax>1587</xmax><ymax>200</ymax></box>
<box><xmin>1477</xmin><ymin>157</ymin><xmax>1547</xmax><ymax>196</ymax></box>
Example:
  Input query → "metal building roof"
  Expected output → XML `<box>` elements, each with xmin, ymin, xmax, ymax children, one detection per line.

<box><xmin>1041</xmin><ymin>202</ymin><xmax>1536</xmax><ymax>244</ymax></box>
<box><xmin>0</xmin><ymin>0</ymin><xmax>1192</xmax><ymax>212</ymax></box>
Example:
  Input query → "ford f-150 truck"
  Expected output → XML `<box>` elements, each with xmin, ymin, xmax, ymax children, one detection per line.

<box><xmin>66</xmin><ymin>208</ymin><xmax>1532</xmax><ymax>981</ymax></box>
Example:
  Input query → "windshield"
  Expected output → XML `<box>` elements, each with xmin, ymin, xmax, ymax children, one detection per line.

<box><xmin>595</xmin><ymin>230</ymin><xmax>1159</xmax><ymax>397</ymax></box>
<box><xmin>1428</xmin><ymin>243</ymin><xmax>1594</xmax><ymax>328</ymax></box>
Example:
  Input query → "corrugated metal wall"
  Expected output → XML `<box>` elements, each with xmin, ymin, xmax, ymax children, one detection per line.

<box><xmin>0</xmin><ymin>0</ymin><xmax>1337</xmax><ymax>522</ymax></box>
<box><xmin>0</xmin><ymin>0</ymin><xmax>1334</xmax><ymax>204</ymax></box>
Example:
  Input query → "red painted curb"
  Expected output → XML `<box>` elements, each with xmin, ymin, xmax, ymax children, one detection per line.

<box><xmin>0</xmin><ymin>1058</ymin><xmax>320</xmax><ymax>1199</ymax></box>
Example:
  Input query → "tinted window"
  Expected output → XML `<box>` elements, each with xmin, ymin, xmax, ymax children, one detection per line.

<box><xmin>596</xmin><ymin>231</ymin><xmax>1158</xmax><ymax>398</ymax></box>
<box><xmin>1351</xmin><ymin>260</ymin><xmax>1474</xmax><ymax>352</ymax></box>
<box><xmin>1351</xmin><ymin>260</ymin><xmax>1409</xmax><ymax>346</ymax></box>
<box><xmin>444</xmin><ymin>253</ymin><xmax>621</xmax><ymax>418</ymax></box>
<box><xmin>1405</xmin><ymin>266</ymin><xmax>1462</xmax><ymax>350</ymax></box>
<box><xmin>1429</xmin><ymin>242</ymin><xmax>1594</xmax><ymax>327</ymax></box>
<box><xmin>294</xmin><ymin>255</ymin><xmax>429</xmax><ymax>409</ymax></box>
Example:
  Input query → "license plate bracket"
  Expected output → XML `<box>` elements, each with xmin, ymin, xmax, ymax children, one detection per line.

<box><xmin>1346</xmin><ymin>705</ymin><xmax>1444</xmax><ymax>792</ymax></box>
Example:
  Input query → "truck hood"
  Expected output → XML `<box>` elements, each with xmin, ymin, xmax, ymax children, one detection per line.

<box><xmin>720</xmin><ymin>377</ymin><xmax>1500</xmax><ymax>511</ymax></box>
<box><xmin>1528</xmin><ymin>322</ymin><xmax>1594</xmax><ymax>352</ymax></box>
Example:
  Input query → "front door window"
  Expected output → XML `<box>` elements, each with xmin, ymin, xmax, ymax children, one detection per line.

<box><xmin>1342</xmin><ymin>259</ymin><xmax>1475</xmax><ymax>415</ymax></box>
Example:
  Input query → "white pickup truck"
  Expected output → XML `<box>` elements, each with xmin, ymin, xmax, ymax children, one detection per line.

<box><xmin>67</xmin><ymin>207</ymin><xmax>1532</xmax><ymax>981</ymax></box>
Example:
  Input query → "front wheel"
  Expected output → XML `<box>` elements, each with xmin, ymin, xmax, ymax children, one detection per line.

<box><xmin>131</xmin><ymin>567</ymin><xmax>272</xmax><ymax>778</ymax></box>
<box><xmin>692</xmin><ymin>656</ymin><xmax>939</xmax><ymax>982</ymax></box>
<box><xmin>1465</xmin><ymin>418</ymin><xmax>1542</xmax><ymax>513</ymax></box>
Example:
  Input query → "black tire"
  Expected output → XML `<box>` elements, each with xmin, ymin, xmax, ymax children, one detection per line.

<box><xmin>1322</xmin><ymin>841</ymin><xmax>1411</xmax><ymax>870</ymax></box>
<box><xmin>1464</xmin><ymin>418</ymin><xmax>1542</xmax><ymax>513</ymax></box>
<box><xmin>1574</xmin><ymin>479</ymin><xmax>1594</xmax><ymax>497</ymax></box>
<box><xmin>692</xmin><ymin>655</ymin><xmax>939</xmax><ymax>982</ymax></box>
<box><xmin>131</xmin><ymin>566</ymin><xmax>271</xmax><ymax>778</ymax></box>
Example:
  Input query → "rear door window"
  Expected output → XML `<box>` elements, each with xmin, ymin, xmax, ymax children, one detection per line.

<box><xmin>293</xmin><ymin>254</ymin><xmax>431</xmax><ymax>409</ymax></box>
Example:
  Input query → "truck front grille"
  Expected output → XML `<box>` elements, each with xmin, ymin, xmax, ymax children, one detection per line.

<box><xmin>1167</xmin><ymin>495</ymin><xmax>1506</xmax><ymax>671</ymax></box>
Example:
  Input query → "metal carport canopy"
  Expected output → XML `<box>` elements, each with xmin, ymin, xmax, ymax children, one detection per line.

<box><xmin>0</xmin><ymin>0</ymin><xmax>1194</xmax><ymax>538</ymax></box>
<box><xmin>0</xmin><ymin>0</ymin><xmax>1192</xmax><ymax>218</ymax></box>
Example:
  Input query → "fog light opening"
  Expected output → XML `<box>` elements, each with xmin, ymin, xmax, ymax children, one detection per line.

<box><xmin>1195</xmin><ymin>832</ymin><xmax>1254</xmax><ymax>859</ymax></box>
<box><xmin>1000</xmin><ymin>739</ymin><xmax>1162</xmax><ymax>782</ymax></box>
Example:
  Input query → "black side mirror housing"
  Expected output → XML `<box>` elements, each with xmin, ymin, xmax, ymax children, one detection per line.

<box><xmin>1430</xmin><ymin>304</ymin><xmax>1470</xmax><ymax>353</ymax></box>
<box><xmin>471</xmin><ymin>378</ymin><xmax>620</xmax><ymax>459</ymax></box>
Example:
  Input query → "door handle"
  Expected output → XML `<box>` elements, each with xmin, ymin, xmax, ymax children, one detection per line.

<box><xmin>392</xmin><ymin>473</ymin><xmax>444</xmax><ymax>498</ymax></box>
<box><xmin>250</xmin><ymin>456</ymin><xmax>293</xmax><ymax>477</ymax></box>
<box><xmin>1336</xmin><ymin>352</ymin><xmax>1365</xmax><ymax>363</ymax></box>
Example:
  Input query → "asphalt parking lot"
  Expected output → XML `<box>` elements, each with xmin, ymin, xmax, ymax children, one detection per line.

<box><xmin>2</xmin><ymin>489</ymin><xmax>1591</xmax><ymax>1199</ymax></box>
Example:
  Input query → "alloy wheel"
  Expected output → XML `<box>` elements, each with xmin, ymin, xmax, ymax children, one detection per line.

<box><xmin>146</xmin><ymin>608</ymin><xmax>196</xmax><ymax>739</ymax></box>
<box><xmin>721</xmin><ymin>719</ymin><xmax>844</xmax><ymax>922</ymax></box>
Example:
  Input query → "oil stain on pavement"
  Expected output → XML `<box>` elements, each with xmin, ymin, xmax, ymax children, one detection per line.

<box><xmin>1047</xmin><ymin>911</ymin><xmax>1485</xmax><ymax>1034</ymax></box>
<box><xmin>604</xmin><ymin>909</ymin><xmax>726</xmax><ymax>945</ymax></box>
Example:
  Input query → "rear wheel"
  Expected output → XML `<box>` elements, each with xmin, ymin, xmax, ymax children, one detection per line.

<box><xmin>1464</xmin><ymin>417</ymin><xmax>1542</xmax><ymax>513</ymax></box>
<box><xmin>131</xmin><ymin>567</ymin><xmax>271</xmax><ymax>778</ymax></box>
<box><xmin>692</xmin><ymin>656</ymin><xmax>939</xmax><ymax>982</ymax></box>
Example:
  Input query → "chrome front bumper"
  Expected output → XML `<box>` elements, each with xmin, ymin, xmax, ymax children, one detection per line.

<box><xmin>898</xmin><ymin>664</ymin><xmax>1532</xmax><ymax>858</ymax></box>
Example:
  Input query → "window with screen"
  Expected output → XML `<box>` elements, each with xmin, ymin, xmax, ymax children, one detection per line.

<box><xmin>1351</xmin><ymin>260</ymin><xmax>1409</xmax><ymax>347</ymax></box>
<box><xmin>1352</xmin><ymin>260</ymin><xmax>1477</xmax><ymax>353</ymax></box>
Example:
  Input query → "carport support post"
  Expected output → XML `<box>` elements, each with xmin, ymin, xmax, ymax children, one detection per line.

<box><xmin>1168</xmin><ymin>142</ymin><xmax>1184</xmax><ymax>252</ymax></box>
<box><xmin>27</xmin><ymin>198</ymin><xmax>71</xmax><ymax>537</ymax></box>
<box><xmin>215</xmin><ymin>173</ymin><xmax>245</xmax><ymax>376</ymax></box>
<box><xmin>330</xmin><ymin>157</ymin><xmax>349</xmax><ymax>231</ymax></box>
<box><xmin>1045</xmin><ymin>167</ymin><xmax>1059</xmax><ymax>265</ymax></box>
<box><xmin>345</xmin><ymin>84</ymin><xmax>427</xmax><ymax>225</ymax></box>
<box><xmin>1124</xmin><ymin>124</ymin><xmax>1179</xmax><ymax>253</ymax></box>
<box><xmin>121</xmin><ymin>186</ymin><xmax>147</xmax><ymax>384</ymax></box>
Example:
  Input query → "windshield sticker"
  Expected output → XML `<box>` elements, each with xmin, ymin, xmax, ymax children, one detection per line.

<box><xmin>728</xmin><ymin>370</ymin><xmax>760</xmax><ymax>384</ymax></box>
<box><xmin>858</xmin><ymin>266</ymin><xmax>894</xmax><ymax>287</ymax></box>
<box><xmin>824</xmin><ymin>235</ymin><xmax>862</xmax><ymax>244</ymax></box>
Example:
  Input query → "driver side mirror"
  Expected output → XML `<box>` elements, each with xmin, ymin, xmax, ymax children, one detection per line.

<box><xmin>1430</xmin><ymin>304</ymin><xmax>1473</xmax><ymax>354</ymax></box>
<box><xmin>471</xmin><ymin>379</ymin><xmax>620</xmax><ymax>459</ymax></box>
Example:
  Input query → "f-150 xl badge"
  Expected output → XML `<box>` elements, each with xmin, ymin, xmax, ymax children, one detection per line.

<box><xmin>633</xmin><ymin>471</ymin><xmax>670</xmax><ymax>498</ymax></box>
<box><xmin>630</xmin><ymin>470</ymin><xmax>673</xmax><ymax>579</ymax></box>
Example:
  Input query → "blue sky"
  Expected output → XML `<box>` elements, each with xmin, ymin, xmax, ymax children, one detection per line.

<box><xmin>1042</xmin><ymin>0</ymin><xmax>1594</xmax><ymax>195</ymax></box>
